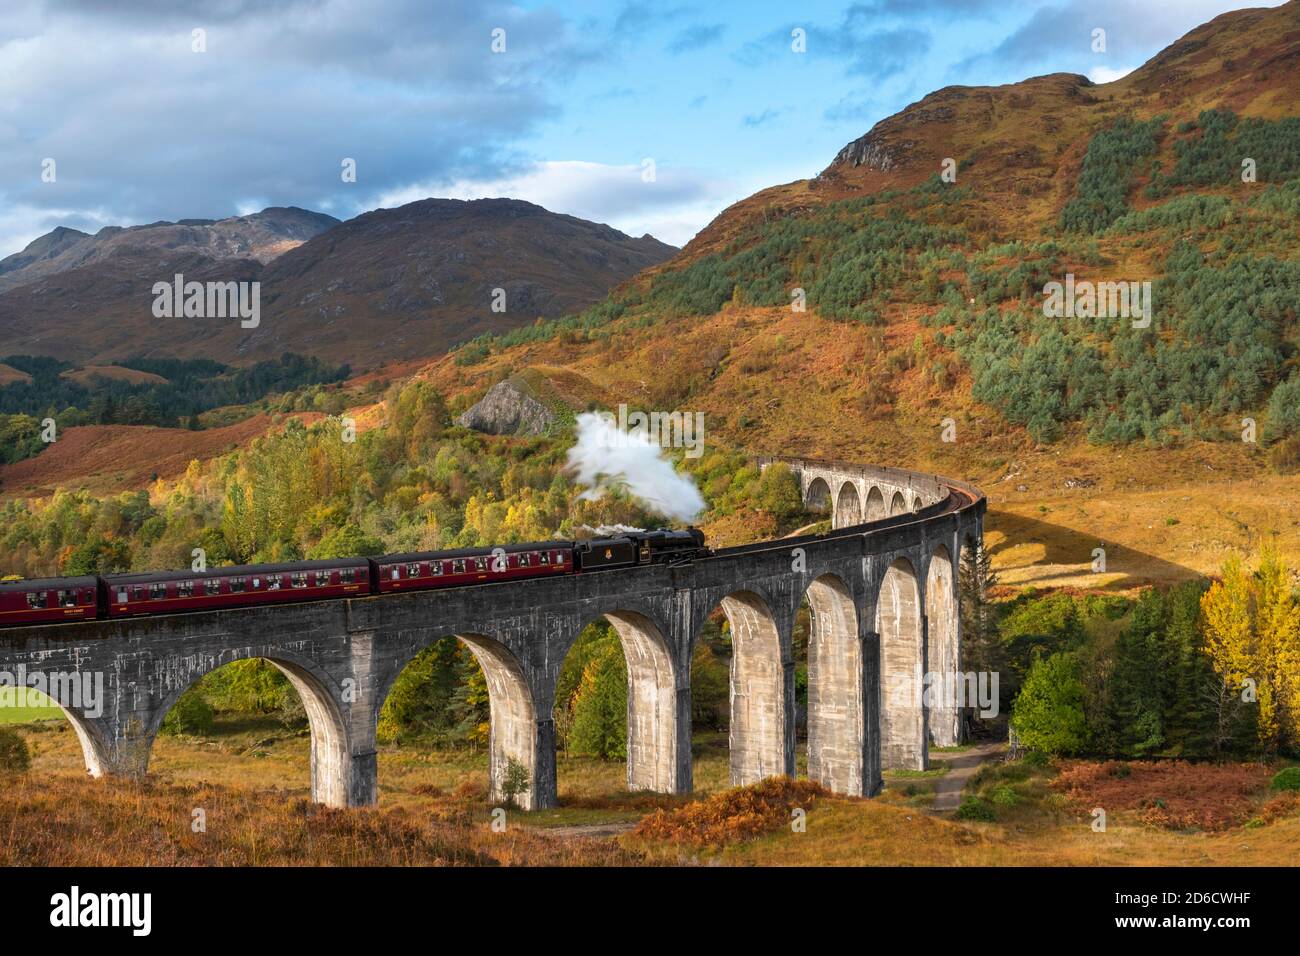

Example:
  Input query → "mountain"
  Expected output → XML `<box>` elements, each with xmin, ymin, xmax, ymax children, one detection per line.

<box><xmin>673</xmin><ymin>2</ymin><xmax>1300</xmax><ymax>266</ymax></box>
<box><xmin>246</xmin><ymin>199</ymin><xmax>676</xmax><ymax>366</ymax></box>
<box><xmin>414</xmin><ymin>1</ymin><xmax>1300</xmax><ymax>577</ymax></box>
<box><xmin>0</xmin><ymin>207</ymin><xmax>338</xmax><ymax>293</ymax></box>
<box><xmin>0</xmin><ymin>199</ymin><xmax>675</xmax><ymax>368</ymax></box>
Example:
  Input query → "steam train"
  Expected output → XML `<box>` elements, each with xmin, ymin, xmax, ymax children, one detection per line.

<box><xmin>0</xmin><ymin>529</ymin><xmax>708</xmax><ymax>628</ymax></box>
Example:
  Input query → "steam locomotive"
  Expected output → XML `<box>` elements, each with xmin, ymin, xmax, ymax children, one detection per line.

<box><xmin>0</xmin><ymin>529</ymin><xmax>709</xmax><ymax>628</ymax></box>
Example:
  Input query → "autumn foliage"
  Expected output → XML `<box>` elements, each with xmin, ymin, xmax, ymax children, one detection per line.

<box><xmin>1053</xmin><ymin>759</ymin><xmax>1275</xmax><ymax>831</ymax></box>
<box><xmin>633</xmin><ymin>776</ymin><xmax>829</xmax><ymax>847</ymax></box>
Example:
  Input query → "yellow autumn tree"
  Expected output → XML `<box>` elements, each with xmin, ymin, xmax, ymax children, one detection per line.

<box><xmin>1256</xmin><ymin>545</ymin><xmax>1300</xmax><ymax>747</ymax></box>
<box><xmin>1200</xmin><ymin>546</ymin><xmax>1300</xmax><ymax>754</ymax></box>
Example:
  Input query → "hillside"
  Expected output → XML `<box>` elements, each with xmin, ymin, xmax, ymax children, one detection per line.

<box><xmin>0</xmin><ymin>413</ymin><xmax>324</xmax><ymax>497</ymax></box>
<box><xmin>0</xmin><ymin>207</ymin><xmax>338</xmax><ymax>292</ymax></box>
<box><xmin>0</xmin><ymin>199</ymin><xmax>676</xmax><ymax>369</ymax></box>
<box><xmin>420</xmin><ymin>1</ymin><xmax>1300</xmax><ymax>586</ymax></box>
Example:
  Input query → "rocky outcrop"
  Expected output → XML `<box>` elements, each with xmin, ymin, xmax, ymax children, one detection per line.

<box><xmin>830</xmin><ymin>133</ymin><xmax>917</xmax><ymax>171</ymax></box>
<box><xmin>457</xmin><ymin>379</ymin><xmax>556</xmax><ymax>436</ymax></box>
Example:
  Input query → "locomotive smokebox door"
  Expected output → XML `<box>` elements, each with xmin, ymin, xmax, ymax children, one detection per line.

<box><xmin>579</xmin><ymin>539</ymin><xmax>638</xmax><ymax>570</ymax></box>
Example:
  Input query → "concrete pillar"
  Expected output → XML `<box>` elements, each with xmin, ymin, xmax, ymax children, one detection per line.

<box><xmin>723</xmin><ymin>591</ymin><xmax>791</xmax><ymax>786</ymax></box>
<box><xmin>877</xmin><ymin>558</ymin><xmax>928</xmax><ymax>771</ymax></box>
<box><xmin>607</xmin><ymin>611</ymin><xmax>681</xmax><ymax>794</ymax></box>
<box><xmin>806</xmin><ymin>574</ymin><xmax>864</xmax><ymax>795</ymax></box>
<box><xmin>459</xmin><ymin>633</ymin><xmax>552</xmax><ymax>811</ymax></box>
<box><xmin>861</xmin><ymin>628</ymin><xmax>883</xmax><ymax>796</ymax></box>
<box><xmin>270</xmin><ymin>660</ymin><xmax>357</xmax><ymax>808</ymax></box>
<box><xmin>925</xmin><ymin>547</ymin><xmax>961</xmax><ymax>748</ymax></box>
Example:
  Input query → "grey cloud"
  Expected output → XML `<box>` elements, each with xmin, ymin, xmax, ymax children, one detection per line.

<box><xmin>0</xmin><ymin>0</ymin><xmax>593</xmax><ymax>254</ymax></box>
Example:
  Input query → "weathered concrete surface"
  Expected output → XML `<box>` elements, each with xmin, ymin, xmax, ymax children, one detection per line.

<box><xmin>1</xmin><ymin>457</ymin><xmax>983</xmax><ymax>810</ymax></box>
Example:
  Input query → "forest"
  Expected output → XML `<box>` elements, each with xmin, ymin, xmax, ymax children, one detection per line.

<box><xmin>0</xmin><ymin>353</ymin><xmax>349</xmax><ymax>463</ymax></box>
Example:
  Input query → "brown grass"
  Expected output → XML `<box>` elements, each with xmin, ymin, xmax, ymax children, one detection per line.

<box><xmin>0</xmin><ymin>362</ymin><xmax>31</xmax><ymax>386</ymax></box>
<box><xmin>0</xmin><ymin>412</ymin><xmax>324</xmax><ymax>496</ymax></box>
<box><xmin>632</xmin><ymin>776</ymin><xmax>829</xmax><ymax>848</ymax></box>
<box><xmin>59</xmin><ymin>364</ymin><xmax>168</xmax><ymax>386</ymax></box>
<box><xmin>0</xmin><ymin>772</ymin><xmax>644</xmax><ymax>867</ymax></box>
<box><xmin>1053</xmin><ymin>760</ymin><xmax>1275</xmax><ymax>831</ymax></box>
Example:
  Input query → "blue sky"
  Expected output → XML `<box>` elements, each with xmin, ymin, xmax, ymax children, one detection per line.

<box><xmin>0</xmin><ymin>0</ymin><xmax>1283</xmax><ymax>255</ymax></box>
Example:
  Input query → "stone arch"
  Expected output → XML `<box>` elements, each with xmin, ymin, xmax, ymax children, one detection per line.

<box><xmin>805</xmin><ymin>476</ymin><xmax>832</xmax><ymax>515</ymax></box>
<box><xmin>834</xmin><ymin>481</ymin><xmax>862</xmax><ymax>528</ymax></box>
<box><xmin>149</xmin><ymin>650</ymin><xmax>352</xmax><ymax>807</ymax></box>
<box><xmin>876</xmin><ymin>557</ymin><xmax>927</xmax><ymax>770</ymax></box>
<box><xmin>912</xmin><ymin>495</ymin><xmax>923</xmax><ymax>512</ymax></box>
<box><xmin>720</xmin><ymin>589</ymin><xmax>787</xmax><ymax>785</ymax></box>
<box><xmin>37</xmin><ymin>698</ymin><xmax>114</xmax><ymax>781</ymax></box>
<box><xmin>925</xmin><ymin>545</ymin><xmax>960</xmax><ymax>747</ymax></box>
<box><xmin>888</xmin><ymin>491</ymin><xmax>908</xmax><ymax>516</ymax></box>
<box><xmin>453</xmin><ymin>633</ymin><xmax>543</xmax><ymax>810</ymax></box>
<box><xmin>601</xmin><ymin>610</ymin><xmax>679</xmax><ymax>793</ymax></box>
<box><xmin>804</xmin><ymin>573</ymin><xmax>863</xmax><ymax>794</ymax></box>
<box><xmin>865</xmin><ymin>485</ymin><xmax>886</xmax><ymax>521</ymax></box>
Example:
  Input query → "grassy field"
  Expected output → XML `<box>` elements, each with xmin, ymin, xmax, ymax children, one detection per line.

<box><xmin>6</xmin><ymin>717</ymin><xmax>1299</xmax><ymax>866</ymax></box>
<box><xmin>0</xmin><ymin>687</ymin><xmax>65</xmax><ymax>724</ymax></box>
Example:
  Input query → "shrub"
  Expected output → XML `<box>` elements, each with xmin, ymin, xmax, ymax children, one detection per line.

<box><xmin>633</xmin><ymin>777</ymin><xmax>828</xmax><ymax>847</ymax></box>
<box><xmin>1270</xmin><ymin>767</ymin><xmax>1300</xmax><ymax>792</ymax></box>
<box><xmin>0</xmin><ymin>727</ymin><xmax>30</xmax><ymax>774</ymax></box>
<box><xmin>1011</xmin><ymin>652</ymin><xmax>1090</xmax><ymax>755</ymax></box>
<box><xmin>954</xmin><ymin>795</ymin><xmax>996</xmax><ymax>821</ymax></box>
<box><xmin>161</xmin><ymin>688</ymin><xmax>214</xmax><ymax>736</ymax></box>
<box><xmin>990</xmin><ymin>786</ymin><xmax>1019</xmax><ymax>806</ymax></box>
<box><xmin>501</xmin><ymin>757</ymin><xmax>530</xmax><ymax>809</ymax></box>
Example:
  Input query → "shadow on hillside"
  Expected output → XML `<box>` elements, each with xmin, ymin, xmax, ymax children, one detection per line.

<box><xmin>984</xmin><ymin>509</ymin><xmax>1204</xmax><ymax>591</ymax></box>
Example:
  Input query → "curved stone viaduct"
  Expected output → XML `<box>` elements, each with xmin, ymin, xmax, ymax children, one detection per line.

<box><xmin>0</xmin><ymin>457</ymin><xmax>984</xmax><ymax>811</ymax></box>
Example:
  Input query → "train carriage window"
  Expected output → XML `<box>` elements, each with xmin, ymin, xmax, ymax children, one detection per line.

<box><xmin>390</xmin><ymin>567</ymin><xmax>401</xmax><ymax>581</ymax></box>
<box><xmin>292</xmin><ymin>573</ymin><xmax>308</xmax><ymax>589</ymax></box>
<box><xmin>452</xmin><ymin>559</ymin><xmax>465</xmax><ymax>574</ymax></box>
<box><xmin>431</xmin><ymin>561</ymin><xmax>442</xmax><ymax>576</ymax></box>
<box><xmin>267</xmin><ymin>576</ymin><xmax>281</xmax><ymax>591</ymax></box>
<box><xmin>538</xmin><ymin>551</ymin><xmax>549</xmax><ymax>565</ymax></box>
<box><xmin>178</xmin><ymin>581</ymin><xmax>194</xmax><ymax>598</ymax></box>
<box><xmin>57</xmin><ymin>590</ymin><xmax>75</xmax><ymax>607</ymax></box>
<box><xmin>251</xmin><ymin>577</ymin><xmax>261</xmax><ymax>589</ymax></box>
<box><xmin>340</xmin><ymin>568</ymin><xmax>354</xmax><ymax>584</ymax></box>
<box><xmin>517</xmin><ymin>552</ymin><xmax>530</xmax><ymax>567</ymax></box>
<box><xmin>473</xmin><ymin>557</ymin><xmax>487</xmax><ymax>572</ymax></box>
<box><xmin>116</xmin><ymin>587</ymin><xmax>128</xmax><ymax>603</ymax></box>
<box><xmin>205</xmin><ymin>579</ymin><xmax>220</xmax><ymax>595</ymax></box>
<box><xmin>133</xmin><ymin>586</ymin><xmax>145</xmax><ymax>601</ymax></box>
<box><xmin>406</xmin><ymin>563</ymin><xmax>420</xmax><ymax>578</ymax></box>
<box><xmin>25</xmin><ymin>592</ymin><xmax>46</xmax><ymax>609</ymax></box>
<box><xmin>230</xmin><ymin>578</ymin><xmax>246</xmax><ymax>593</ymax></box>
<box><xmin>150</xmin><ymin>583</ymin><xmax>166</xmax><ymax>600</ymax></box>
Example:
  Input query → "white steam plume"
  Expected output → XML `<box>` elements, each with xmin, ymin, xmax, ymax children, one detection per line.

<box><xmin>566</xmin><ymin>412</ymin><xmax>705</xmax><ymax>523</ymax></box>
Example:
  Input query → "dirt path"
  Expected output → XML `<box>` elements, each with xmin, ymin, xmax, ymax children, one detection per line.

<box><xmin>538</xmin><ymin>822</ymin><xmax>637</xmax><ymax>839</ymax></box>
<box><xmin>930</xmin><ymin>741</ymin><xmax>1005</xmax><ymax>813</ymax></box>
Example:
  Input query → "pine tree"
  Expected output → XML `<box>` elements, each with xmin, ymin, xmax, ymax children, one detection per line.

<box><xmin>568</xmin><ymin>635</ymin><xmax>627</xmax><ymax>759</ymax></box>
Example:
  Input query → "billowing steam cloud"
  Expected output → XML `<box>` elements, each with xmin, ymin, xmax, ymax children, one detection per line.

<box><xmin>566</xmin><ymin>412</ymin><xmax>705</xmax><ymax>523</ymax></box>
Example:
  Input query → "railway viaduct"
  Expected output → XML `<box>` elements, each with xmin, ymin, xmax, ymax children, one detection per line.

<box><xmin>0</xmin><ymin>457</ymin><xmax>984</xmax><ymax>811</ymax></box>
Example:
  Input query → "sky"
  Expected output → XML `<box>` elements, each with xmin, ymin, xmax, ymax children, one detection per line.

<box><xmin>0</xmin><ymin>0</ymin><xmax>1285</xmax><ymax>256</ymax></box>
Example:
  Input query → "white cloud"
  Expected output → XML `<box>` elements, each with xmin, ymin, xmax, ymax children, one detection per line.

<box><xmin>1087</xmin><ymin>65</ymin><xmax>1136</xmax><ymax>83</ymax></box>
